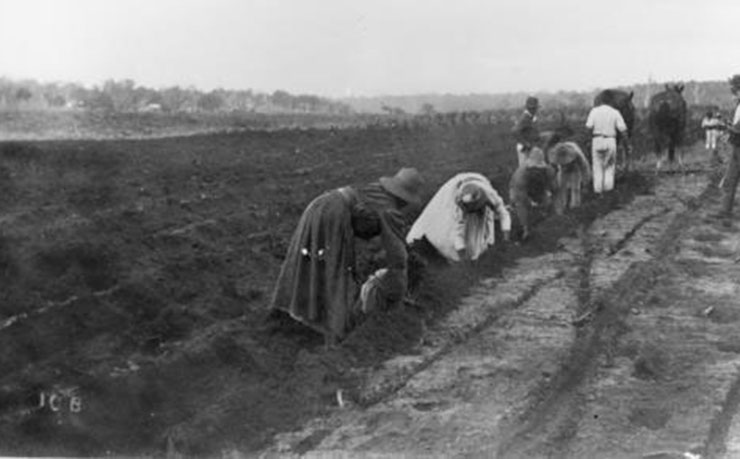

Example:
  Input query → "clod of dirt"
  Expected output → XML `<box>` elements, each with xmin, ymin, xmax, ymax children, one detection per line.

<box><xmin>211</xmin><ymin>334</ymin><xmax>261</xmax><ymax>371</ymax></box>
<box><xmin>707</xmin><ymin>304</ymin><xmax>740</xmax><ymax>324</ymax></box>
<box><xmin>146</xmin><ymin>305</ymin><xmax>203</xmax><ymax>349</ymax></box>
<box><xmin>291</xmin><ymin>428</ymin><xmax>333</xmax><ymax>455</ymax></box>
<box><xmin>633</xmin><ymin>343</ymin><xmax>669</xmax><ymax>380</ymax></box>
<box><xmin>628</xmin><ymin>406</ymin><xmax>671</xmax><ymax>430</ymax></box>
<box><xmin>713</xmin><ymin>339</ymin><xmax>740</xmax><ymax>354</ymax></box>
<box><xmin>692</xmin><ymin>231</ymin><xmax>725</xmax><ymax>242</ymax></box>
<box><xmin>0</xmin><ymin>234</ymin><xmax>19</xmax><ymax>281</ymax></box>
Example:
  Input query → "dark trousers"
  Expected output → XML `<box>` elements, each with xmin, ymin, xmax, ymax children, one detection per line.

<box><xmin>721</xmin><ymin>144</ymin><xmax>740</xmax><ymax>213</ymax></box>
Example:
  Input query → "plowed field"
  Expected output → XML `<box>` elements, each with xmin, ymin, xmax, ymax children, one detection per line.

<box><xmin>0</xmin><ymin>120</ymin><xmax>684</xmax><ymax>456</ymax></box>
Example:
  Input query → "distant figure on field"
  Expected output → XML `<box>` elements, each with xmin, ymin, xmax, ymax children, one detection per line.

<box><xmin>512</xmin><ymin>96</ymin><xmax>541</xmax><ymax>167</ymax></box>
<box><xmin>586</xmin><ymin>92</ymin><xmax>628</xmax><ymax>195</ymax></box>
<box><xmin>406</xmin><ymin>172</ymin><xmax>511</xmax><ymax>262</ymax></box>
<box><xmin>701</xmin><ymin>110</ymin><xmax>723</xmax><ymax>153</ymax></box>
<box><xmin>546</xmin><ymin>141</ymin><xmax>592</xmax><ymax>214</ymax></box>
<box><xmin>648</xmin><ymin>84</ymin><xmax>688</xmax><ymax>171</ymax></box>
<box><xmin>269</xmin><ymin>167</ymin><xmax>425</xmax><ymax>346</ymax></box>
<box><xmin>714</xmin><ymin>75</ymin><xmax>740</xmax><ymax>219</ymax></box>
<box><xmin>509</xmin><ymin>147</ymin><xmax>558</xmax><ymax>241</ymax></box>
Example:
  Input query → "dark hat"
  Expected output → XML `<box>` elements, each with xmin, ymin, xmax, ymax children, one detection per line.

<box><xmin>379</xmin><ymin>167</ymin><xmax>425</xmax><ymax>206</ymax></box>
<box><xmin>525</xmin><ymin>96</ymin><xmax>540</xmax><ymax>110</ymax></box>
<box><xmin>457</xmin><ymin>182</ymin><xmax>487</xmax><ymax>213</ymax></box>
<box><xmin>730</xmin><ymin>74</ymin><xmax>740</xmax><ymax>93</ymax></box>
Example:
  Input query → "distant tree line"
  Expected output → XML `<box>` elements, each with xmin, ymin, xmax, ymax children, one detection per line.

<box><xmin>0</xmin><ymin>77</ymin><xmax>354</xmax><ymax>115</ymax></box>
<box><xmin>2</xmin><ymin>76</ymin><xmax>735</xmax><ymax>118</ymax></box>
<box><xmin>341</xmin><ymin>79</ymin><xmax>738</xmax><ymax>115</ymax></box>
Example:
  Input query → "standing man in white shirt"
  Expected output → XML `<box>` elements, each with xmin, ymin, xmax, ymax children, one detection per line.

<box><xmin>585</xmin><ymin>91</ymin><xmax>628</xmax><ymax>196</ymax></box>
<box><xmin>716</xmin><ymin>75</ymin><xmax>740</xmax><ymax>218</ymax></box>
<box><xmin>512</xmin><ymin>97</ymin><xmax>541</xmax><ymax>167</ymax></box>
<box><xmin>701</xmin><ymin>110</ymin><xmax>723</xmax><ymax>154</ymax></box>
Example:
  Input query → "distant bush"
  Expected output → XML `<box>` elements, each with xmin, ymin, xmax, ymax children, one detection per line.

<box><xmin>0</xmin><ymin>77</ymin><xmax>352</xmax><ymax>115</ymax></box>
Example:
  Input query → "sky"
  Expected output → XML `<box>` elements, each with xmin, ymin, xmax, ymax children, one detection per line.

<box><xmin>0</xmin><ymin>0</ymin><xmax>738</xmax><ymax>98</ymax></box>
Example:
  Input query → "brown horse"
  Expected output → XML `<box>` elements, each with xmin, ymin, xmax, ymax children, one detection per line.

<box><xmin>648</xmin><ymin>84</ymin><xmax>687</xmax><ymax>170</ymax></box>
<box><xmin>593</xmin><ymin>89</ymin><xmax>635</xmax><ymax>171</ymax></box>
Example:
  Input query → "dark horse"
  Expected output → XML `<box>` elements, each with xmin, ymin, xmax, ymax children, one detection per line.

<box><xmin>648</xmin><ymin>84</ymin><xmax>687</xmax><ymax>170</ymax></box>
<box><xmin>593</xmin><ymin>89</ymin><xmax>636</xmax><ymax>171</ymax></box>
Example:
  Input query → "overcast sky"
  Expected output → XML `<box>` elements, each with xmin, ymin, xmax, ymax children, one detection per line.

<box><xmin>1</xmin><ymin>0</ymin><xmax>738</xmax><ymax>98</ymax></box>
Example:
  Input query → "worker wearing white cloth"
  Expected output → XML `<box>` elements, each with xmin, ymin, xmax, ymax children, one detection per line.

<box><xmin>406</xmin><ymin>172</ymin><xmax>511</xmax><ymax>262</ymax></box>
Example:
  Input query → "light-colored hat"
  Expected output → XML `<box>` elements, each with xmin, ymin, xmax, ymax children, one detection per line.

<box><xmin>547</xmin><ymin>141</ymin><xmax>585</xmax><ymax>166</ymax></box>
<box><xmin>524</xmin><ymin>147</ymin><xmax>548</xmax><ymax>168</ymax></box>
<box><xmin>457</xmin><ymin>182</ymin><xmax>487</xmax><ymax>213</ymax></box>
<box><xmin>379</xmin><ymin>167</ymin><xmax>425</xmax><ymax>206</ymax></box>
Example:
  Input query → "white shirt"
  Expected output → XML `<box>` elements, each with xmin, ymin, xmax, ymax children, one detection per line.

<box><xmin>406</xmin><ymin>173</ymin><xmax>511</xmax><ymax>262</ymax></box>
<box><xmin>586</xmin><ymin>104</ymin><xmax>627</xmax><ymax>138</ymax></box>
<box><xmin>733</xmin><ymin>103</ymin><xmax>740</xmax><ymax>126</ymax></box>
<box><xmin>702</xmin><ymin>117</ymin><xmax>722</xmax><ymax>129</ymax></box>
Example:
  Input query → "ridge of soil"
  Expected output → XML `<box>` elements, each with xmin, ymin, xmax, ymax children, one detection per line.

<box><xmin>0</xmin><ymin>121</ymin><xmax>670</xmax><ymax>456</ymax></box>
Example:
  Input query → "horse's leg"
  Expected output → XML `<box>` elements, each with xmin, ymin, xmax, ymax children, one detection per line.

<box><xmin>668</xmin><ymin>135</ymin><xmax>676</xmax><ymax>170</ymax></box>
<box><xmin>655</xmin><ymin>139</ymin><xmax>663</xmax><ymax>174</ymax></box>
<box><xmin>622</xmin><ymin>142</ymin><xmax>630</xmax><ymax>173</ymax></box>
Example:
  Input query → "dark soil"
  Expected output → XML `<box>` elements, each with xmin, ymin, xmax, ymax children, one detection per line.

<box><xmin>0</xmin><ymin>122</ymin><xmax>653</xmax><ymax>456</ymax></box>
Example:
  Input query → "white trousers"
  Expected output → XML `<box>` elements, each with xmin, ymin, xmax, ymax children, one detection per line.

<box><xmin>592</xmin><ymin>137</ymin><xmax>617</xmax><ymax>193</ymax></box>
<box><xmin>706</xmin><ymin>130</ymin><xmax>719</xmax><ymax>150</ymax></box>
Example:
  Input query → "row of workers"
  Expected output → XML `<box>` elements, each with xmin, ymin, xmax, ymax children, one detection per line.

<box><xmin>267</xmin><ymin>126</ymin><xmax>608</xmax><ymax>344</ymax></box>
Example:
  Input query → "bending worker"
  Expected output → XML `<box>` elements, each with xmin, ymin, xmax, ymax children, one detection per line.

<box><xmin>509</xmin><ymin>147</ymin><xmax>558</xmax><ymax>241</ymax></box>
<box><xmin>406</xmin><ymin>172</ymin><xmax>511</xmax><ymax>262</ymax></box>
<box><xmin>269</xmin><ymin>167</ymin><xmax>425</xmax><ymax>346</ymax></box>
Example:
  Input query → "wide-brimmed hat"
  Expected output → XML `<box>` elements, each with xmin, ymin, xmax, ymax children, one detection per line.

<box><xmin>547</xmin><ymin>141</ymin><xmax>585</xmax><ymax>166</ymax></box>
<box><xmin>457</xmin><ymin>182</ymin><xmax>487</xmax><ymax>213</ymax></box>
<box><xmin>525</xmin><ymin>96</ymin><xmax>540</xmax><ymax>110</ymax></box>
<box><xmin>524</xmin><ymin>147</ymin><xmax>548</xmax><ymax>168</ymax></box>
<box><xmin>379</xmin><ymin>167</ymin><xmax>425</xmax><ymax>206</ymax></box>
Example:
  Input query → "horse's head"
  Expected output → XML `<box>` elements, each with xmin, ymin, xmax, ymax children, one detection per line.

<box><xmin>665</xmin><ymin>83</ymin><xmax>685</xmax><ymax>94</ymax></box>
<box><xmin>614</xmin><ymin>90</ymin><xmax>636</xmax><ymax>136</ymax></box>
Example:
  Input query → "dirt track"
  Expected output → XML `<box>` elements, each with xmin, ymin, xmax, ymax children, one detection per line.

<box><xmin>259</xmin><ymin>149</ymin><xmax>740</xmax><ymax>458</ymax></box>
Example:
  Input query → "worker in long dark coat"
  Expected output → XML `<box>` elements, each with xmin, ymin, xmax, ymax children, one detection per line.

<box><xmin>269</xmin><ymin>167</ymin><xmax>425</xmax><ymax>345</ymax></box>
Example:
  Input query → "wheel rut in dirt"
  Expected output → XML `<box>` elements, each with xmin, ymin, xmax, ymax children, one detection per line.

<box><xmin>497</xmin><ymin>171</ymin><xmax>712</xmax><ymax>458</ymax></box>
<box><xmin>260</xmin><ymin>168</ymin><xmax>706</xmax><ymax>458</ymax></box>
<box><xmin>356</xmin><ymin>269</ymin><xmax>566</xmax><ymax>408</ymax></box>
<box><xmin>705</xmin><ymin>372</ymin><xmax>740</xmax><ymax>459</ymax></box>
